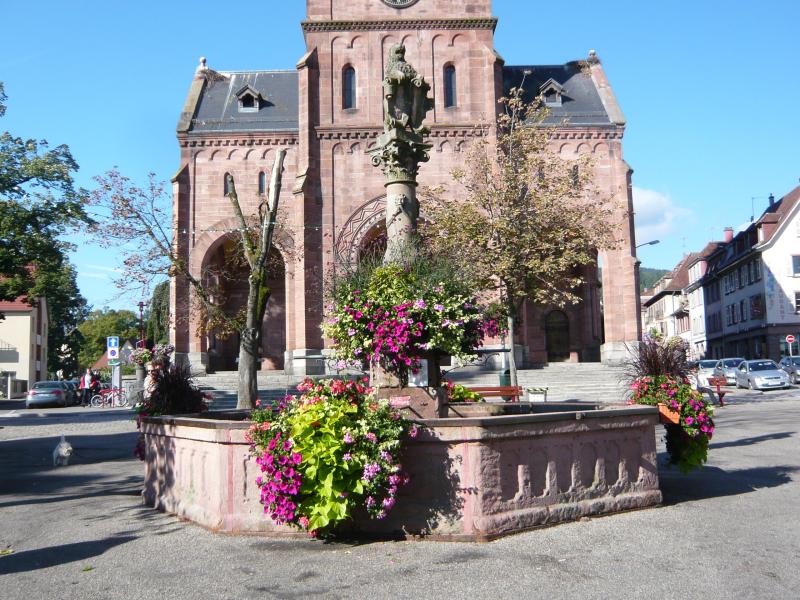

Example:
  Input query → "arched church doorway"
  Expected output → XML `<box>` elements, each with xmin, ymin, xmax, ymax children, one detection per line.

<box><xmin>203</xmin><ymin>237</ymin><xmax>286</xmax><ymax>371</ymax></box>
<box><xmin>545</xmin><ymin>310</ymin><xmax>570</xmax><ymax>362</ymax></box>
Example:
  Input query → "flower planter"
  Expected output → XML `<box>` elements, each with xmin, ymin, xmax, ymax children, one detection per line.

<box><xmin>657</xmin><ymin>403</ymin><xmax>680</xmax><ymax>425</ymax></box>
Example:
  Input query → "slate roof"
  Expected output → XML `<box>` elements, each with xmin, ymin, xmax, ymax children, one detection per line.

<box><xmin>189</xmin><ymin>71</ymin><xmax>299</xmax><ymax>134</ymax></box>
<box><xmin>184</xmin><ymin>60</ymin><xmax>614</xmax><ymax>133</ymax></box>
<box><xmin>503</xmin><ymin>64</ymin><xmax>612</xmax><ymax>126</ymax></box>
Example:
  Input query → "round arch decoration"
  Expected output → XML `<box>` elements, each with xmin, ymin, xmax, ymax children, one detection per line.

<box><xmin>334</xmin><ymin>195</ymin><xmax>387</xmax><ymax>265</ymax></box>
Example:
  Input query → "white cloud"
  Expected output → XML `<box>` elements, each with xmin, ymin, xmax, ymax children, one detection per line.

<box><xmin>84</xmin><ymin>264</ymin><xmax>122</xmax><ymax>274</ymax></box>
<box><xmin>632</xmin><ymin>187</ymin><xmax>694</xmax><ymax>243</ymax></box>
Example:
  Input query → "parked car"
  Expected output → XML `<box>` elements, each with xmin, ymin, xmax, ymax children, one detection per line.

<box><xmin>713</xmin><ymin>358</ymin><xmax>746</xmax><ymax>385</ymax></box>
<box><xmin>778</xmin><ymin>356</ymin><xmax>800</xmax><ymax>385</ymax></box>
<box><xmin>62</xmin><ymin>380</ymin><xmax>79</xmax><ymax>405</ymax></box>
<box><xmin>694</xmin><ymin>359</ymin><xmax>718</xmax><ymax>388</ymax></box>
<box><xmin>734</xmin><ymin>360</ymin><xmax>791</xmax><ymax>391</ymax></box>
<box><xmin>26</xmin><ymin>381</ymin><xmax>70</xmax><ymax>408</ymax></box>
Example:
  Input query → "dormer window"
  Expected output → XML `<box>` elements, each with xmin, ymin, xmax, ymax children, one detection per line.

<box><xmin>235</xmin><ymin>85</ymin><xmax>263</xmax><ymax>112</ymax></box>
<box><xmin>539</xmin><ymin>78</ymin><xmax>564</xmax><ymax>107</ymax></box>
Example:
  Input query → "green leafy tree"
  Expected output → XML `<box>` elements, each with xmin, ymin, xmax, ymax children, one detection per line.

<box><xmin>77</xmin><ymin>309</ymin><xmax>139</xmax><ymax>368</ymax></box>
<box><xmin>146</xmin><ymin>280</ymin><xmax>170</xmax><ymax>345</ymax></box>
<box><xmin>422</xmin><ymin>85</ymin><xmax>619</xmax><ymax>385</ymax></box>
<box><xmin>42</xmin><ymin>263</ymin><xmax>89</xmax><ymax>378</ymax></box>
<box><xmin>0</xmin><ymin>81</ymin><xmax>89</xmax><ymax>322</ymax></box>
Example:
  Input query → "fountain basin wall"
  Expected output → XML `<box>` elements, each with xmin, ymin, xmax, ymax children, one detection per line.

<box><xmin>141</xmin><ymin>405</ymin><xmax>662</xmax><ymax>541</ymax></box>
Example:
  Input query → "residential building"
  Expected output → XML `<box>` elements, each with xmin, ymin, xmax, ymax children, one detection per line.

<box><xmin>684</xmin><ymin>242</ymin><xmax>725</xmax><ymax>359</ymax></box>
<box><xmin>170</xmin><ymin>0</ymin><xmax>642</xmax><ymax>373</ymax></box>
<box><xmin>642</xmin><ymin>256</ymin><xmax>691</xmax><ymax>346</ymax></box>
<box><xmin>0</xmin><ymin>298</ymin><xmax>49</xmax><ymax>396</ymax></box>
<box><xmin>704</xmin><ymin>187</ymin><xmax>800</xmax><ymax>360</ymax></box>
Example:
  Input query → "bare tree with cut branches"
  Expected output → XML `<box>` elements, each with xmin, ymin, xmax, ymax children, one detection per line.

<box><xmin>89</xmin><ymin>149</ymin><xmax>288</xmax><ymax>409</ymax></box>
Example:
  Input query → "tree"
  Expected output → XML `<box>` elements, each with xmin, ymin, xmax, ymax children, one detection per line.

<box><xmin>0</xmin><ymin>81</ymin><xmax>90</xmax><ymax>378</ymax></box>
<box><xmin>422</xmin><ymin>85</ymin><xmax>618</xmax><ymax>385</ymax></box>
<box><xmin>43</xmin><ymin>262</ymin><xmax>89</xmax><ymax>378</ymax></box>
<box><xmin>77</xmin><ymin>309</ymin><xmax>139</xmax><ymax>368</ymax></box>
<box><xmin>146</xmin><ymin>280</ymin><xmax>170</xmax><ymax>345</ymax></box>
<box><xmin>88</xmin><ymin>149</ymin><xmax>288</xmax><ymax>408</ymax></box>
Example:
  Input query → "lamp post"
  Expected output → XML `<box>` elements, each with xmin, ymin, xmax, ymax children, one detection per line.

<box><xmin>137</xmin><ymin>301</ymin><xmax>145</xmax><ymax>349</ymax></box>
<box><xmin>636</xmin><ymin>239</ymin><xmax>660</xmax><ymax>249</ymax></box>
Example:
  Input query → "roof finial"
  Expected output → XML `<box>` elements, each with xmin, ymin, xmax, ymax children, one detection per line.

<box><xmin>587</xmin><ymin>49</ymin><xmax>599</xmax><ymax>64</ymax></box>
<box><xmin>196</xmin><ymin>56</ymin><xmax>207</xmax><ymax>73</ymax></box>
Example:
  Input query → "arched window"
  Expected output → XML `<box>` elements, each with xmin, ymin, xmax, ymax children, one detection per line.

<box><xmin>258</xmin><ymin>171</ymin><xmax>267</xmax><ymax>195</ymax></box>
<box><xmin>444</xmin><ymin>64</ymin><xmax>456</xmax><ymax>108</ymax></box>
<box><xmin>223</xmin><ymin>173</ymin><xmax>232</xmax><ymax>196</ymax></box>
<box><xmin>343</xmin><ymin>66</ymin><xmax>356</xmax><ymax>110</ymax></box>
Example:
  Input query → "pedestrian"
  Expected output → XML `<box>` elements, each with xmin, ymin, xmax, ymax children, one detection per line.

<box><xmin>78</xmin><ymin>368</ymin><xmax>94</xmax><ymax>406</ymax></box>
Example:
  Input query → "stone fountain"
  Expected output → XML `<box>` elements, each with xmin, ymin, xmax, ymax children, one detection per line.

<box><xmin>140</xmin><ymin>45</ymin><xmax>663</xmax><ymax>541</ymax></box>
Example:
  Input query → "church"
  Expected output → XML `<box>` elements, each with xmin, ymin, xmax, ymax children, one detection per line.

<box><xmin>170</xmin><ymin>0</ymin><xmax>641</xmax><ymax>375</ymax></box>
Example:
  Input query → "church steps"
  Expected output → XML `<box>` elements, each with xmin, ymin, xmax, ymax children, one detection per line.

<box><xmin>196</xmin><ymin>364</ymin><xmax>631</xmax><ymax>410</ymax></box>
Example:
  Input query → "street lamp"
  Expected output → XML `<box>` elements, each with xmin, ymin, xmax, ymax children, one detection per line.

<box><xmin>137</xmin><ymin>301</ymin><xmax>145</xmax><ymax>349</ymax></box>
<box><xmin>636</xmin><ymin>239</ymin><xmax>660</xmax><ymax>249</ymax></box>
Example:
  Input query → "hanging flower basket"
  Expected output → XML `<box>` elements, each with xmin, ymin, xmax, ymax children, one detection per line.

<box><xmin>657</xmin><ymin>402</ymin><xmax>680</xmax><ymax>425</ymax></box>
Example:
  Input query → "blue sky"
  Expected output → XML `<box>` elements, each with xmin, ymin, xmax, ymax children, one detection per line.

<box><xmin>2</xmin><ymin>0</ymin><xmax>798</xmax><ymax>310</ymax></box>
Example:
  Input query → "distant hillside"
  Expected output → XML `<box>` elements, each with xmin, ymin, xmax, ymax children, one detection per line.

<box><xmin>640</xmin><ymin>267</ymin><xmax>670</xmax><ymax>293</ymax></box>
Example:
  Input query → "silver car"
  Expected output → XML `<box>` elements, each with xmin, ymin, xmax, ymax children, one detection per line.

<box><xmin>778</xmin><ymin>356</ymin><xmax>800</xmax><ymax>385</ymax></box>
<box><xmin>735</xmin><ymin>360</ymin><xmax>791</xmax><ymax>390</ymax></box>
<box><xmin>694</xmin><ymin>359</ymin><xmax>718</xmax><ymax>388</ymax></box>
<box><xmin>713</xmin><ymin>357</ymin><xmax>746</xmax><ymax>385</ymax></box>
<box><xmin>26</xmin><ymin>381</ymin><xmax>70</xmax><ymax>408</ymax></box>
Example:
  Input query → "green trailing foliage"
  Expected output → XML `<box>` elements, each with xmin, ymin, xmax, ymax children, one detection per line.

<box><xmin>247</xmin><ymin>379</ymin><xmax>417</xmax><ymax>537</ymax></box>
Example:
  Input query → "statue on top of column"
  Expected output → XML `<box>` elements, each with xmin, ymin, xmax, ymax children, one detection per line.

<box><xmin>370</xmin><ymin>44</ymin><xmax>434</xmax><ymax>186</ymax></box>
<box><xmin>383</xmin><ymin>44</ymin><xmax>433</xmax><ymax>137</ymax></box>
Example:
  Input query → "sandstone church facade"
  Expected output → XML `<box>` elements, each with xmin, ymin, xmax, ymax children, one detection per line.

<box><xmin>170</xmin><ymin>0</ymin><xmax>641</xmax><ymax>374</ymax></box>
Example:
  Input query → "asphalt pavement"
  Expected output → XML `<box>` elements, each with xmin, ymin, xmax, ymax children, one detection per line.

<box><xmin>1</xmin><ymin>387</ymin><xmax>799</xmax><ymax>599</ymax></box>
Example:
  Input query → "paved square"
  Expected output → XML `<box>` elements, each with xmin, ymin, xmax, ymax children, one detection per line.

<box><xmin>1</xmin><ymin>390</ymin><xmax>798</xmax><ymax>599</ymax></box>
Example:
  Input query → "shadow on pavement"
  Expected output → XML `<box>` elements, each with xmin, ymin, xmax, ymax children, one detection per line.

<box><xmin>0</xmin><ymin>535</ymin><xmax>137</xmax><ymax>575</ymax></box>
<box><xmin>0</xmin><ymin>432</ymin><xmax>141</xmax><ymax>501</ymax></box>
<box><xmin>709</xmin><ymin>431</ymin><xmax>794</xmax><ymax>450</ymax></box>
<box><xmin>659</xmin><ymin>464</ymin><xmax>799</xmax><ymax>505</ymax></box>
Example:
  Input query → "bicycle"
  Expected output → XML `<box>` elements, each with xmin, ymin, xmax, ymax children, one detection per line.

<box><xmin>90</xmin><ymin>387</ymin><xmax>129</xmax><ymax>408</ymax></box>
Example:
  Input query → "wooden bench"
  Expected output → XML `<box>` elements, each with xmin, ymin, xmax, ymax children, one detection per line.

<box><xmin>704</xmin><ymin>376</ymin><xmax>728</xmax><ymax>406</ymax></box>
<box><xmin>466</xmin><ymin>386</ymin><xmax>524</xmax><ymax>403</ymax></box>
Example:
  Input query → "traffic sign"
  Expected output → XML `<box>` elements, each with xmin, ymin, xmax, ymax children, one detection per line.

<box><xmin>787</xmin><ymin>335</ymin><xmax>796</xmax><ymax>344</ymax></box>
<box><xmin>108</xmin><ymin>359</ymin><xmax>121</xmax><ymax>367</ymax></box>
<box><xmin>107</xmin><ymin>336</ymin><xmax>119</xmax><ymax>349</ymax></box>
<box><xmin>108</xmin><ymin>347</ymin><xmax>119</xmax><ymax>360</ymax></box>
